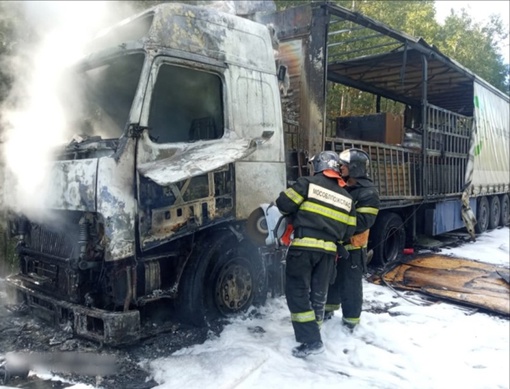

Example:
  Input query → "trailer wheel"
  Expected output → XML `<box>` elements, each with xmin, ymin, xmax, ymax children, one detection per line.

<box><xmin>475</xmin><ymin>196</ymin><xmax>489</xmax><ymax>234</ymax></box>
<box><xmin>369</xmin><ymin>212</ymin><xmax>405</xmax><ymax>266</ymax></box>
<box><xmin>176</xmin><ymin>232</ymin><xmax>266</xmax><ymax>326</ymax></box>
<box><xmin>500</xmin><ymin>194</ymin><xmax>509</xmax><ymax>226</ymax></box>
<box><xmin>488</xmin><ymin>196</ymin><xmax>501</xmax><ymax>230</ymax></box>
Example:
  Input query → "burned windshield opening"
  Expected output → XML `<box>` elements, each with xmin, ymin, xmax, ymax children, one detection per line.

<box><xmin>61</xmin><ymin>53</ymin><xmax>145</xmax><ymax>140</ymax></box>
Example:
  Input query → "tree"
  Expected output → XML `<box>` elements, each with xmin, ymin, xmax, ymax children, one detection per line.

<box><xmin>0</xmin><ymin>2</ymin><xmax>30</xmax><ymax>104</ymax></box>
<box><xmin>436</xmin><ymin>10</ymin><xmax>509</xmax><ymax>94</ymax></box>
<box><xmin>327</xmin><ymin>1</ymin><xmax>441</xmax><ymax>117</ymax></box>
<box><xmin>344</xmin><ymin>1</ymin><xmax>508</xmax><ymax>95</ymax></box>
<box><xmin>285</xmin><ymin>1</ymin><xmax>509</xmax><ymax>116</ymax></box>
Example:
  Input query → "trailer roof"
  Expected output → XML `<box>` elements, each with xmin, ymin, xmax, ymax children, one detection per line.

<box><xmin>324</xmin><ymin>3</ymin><xmax>509</xmax><ymax>114</ymax></box>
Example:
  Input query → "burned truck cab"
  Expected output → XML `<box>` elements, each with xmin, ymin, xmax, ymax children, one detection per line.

<box><xmin>7</xmin><ymin>3</ymin><xmax>285</xmax><ymax>345</ymax></box>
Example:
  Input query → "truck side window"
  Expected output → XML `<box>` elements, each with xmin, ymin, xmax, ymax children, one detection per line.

<box><xmin>148</xmin><ymin>64</ymin><xmax>224</xmax><ymax>143</ymax></box>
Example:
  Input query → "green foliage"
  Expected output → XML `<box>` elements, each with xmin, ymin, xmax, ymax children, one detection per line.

<box><xmin>325</xmin><ymin>1</ymin><xmax>440</xmax><ymax>117</ymax></box>
<box><xmin>436</xmin><ymin>10</ymin><xmax>509</xmax><ymax>93</ymax></box>
<box><xmin>321</xmin><ymin>1</ymin><xmax>509</xmax><ymax>116</ymax></box>
<box><xmin>0</xmin><ymin>2</ymin><xmax>27</xmax><ymax>103</ymax></box>
<box><xmin>354</xmin><ymin>1</ymin><xmax>508</xmax><ymax>95</ymax></box>
<box><xmin>356</xmin><ymin>0</ymin><xmax>439</xmax><ymax>41</ymax></box>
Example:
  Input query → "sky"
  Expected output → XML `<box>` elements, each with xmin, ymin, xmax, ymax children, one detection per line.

<box><xmin>434</xmin><ymin>1</ymin><xmax>510</xmax><ymax>62</ymax></box>
<box><xmin>434</xmin><ymin>0</ymin><xmax>510</xmax><ymax>26</ymax></box>
<box><xmin>37</xmin><ymin>226</ymin><xmax>508</xmax><ymax>389</ymax></box>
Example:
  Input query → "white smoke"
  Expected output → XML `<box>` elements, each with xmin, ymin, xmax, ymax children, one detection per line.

<box><xmin>0</xmin><ymin>1</ymin><xmax>138</xmax><ymax>216</ymax></box>
<box><xmin>196</xmin><ymin>0</ymin><xmax>276</xmax><ymax>15</ymax></box>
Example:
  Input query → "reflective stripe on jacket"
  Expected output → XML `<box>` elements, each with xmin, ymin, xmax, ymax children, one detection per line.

<box><xmin>344</xmin><ymin>177</ymin><xmax>380</xmax><ymax>251</ymax></box>
<box><xmin>276</xmin><ymin>172</ymin><xmax>356</xmax><ymax>254</ymax></box>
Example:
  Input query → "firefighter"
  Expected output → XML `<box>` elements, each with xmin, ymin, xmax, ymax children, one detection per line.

<box><xmin>325</xmin><ymin>148</ymin><xmax>380</xmax><ymax>329</ymax></box>
<box><xmin>275</xmin><ymin>151</ymin><xmax>356</xmax><ymax>358</ymax></box>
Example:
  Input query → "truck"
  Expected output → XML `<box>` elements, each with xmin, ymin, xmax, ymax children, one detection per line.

<box><xmin>4</xmin><ymin>1</ymin><xmax>509</xmax><ymax>346</ymax></box>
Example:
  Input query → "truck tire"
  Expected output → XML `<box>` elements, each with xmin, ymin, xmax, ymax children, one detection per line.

<box><xmin>475</xmin><ymin>196</ymin><xmax>489</xmax><ymax>234</ymax></box>
<box><xmin>488</xmin><ymin>196</ymin><xmax>501</xmax><ymax>230</ymax></box>
<box><xmin>176</xmin><ymin>231</ymin><xmax>267</xmax><ymax>326</ymax></box>
<box><xmin>369</xmin><ymin>212</ymin><xmax>405</xmax><ymax>266</ymax></box>
<box><xmin>500</xmin><ymin>194</ymin><xmax>509</xmax><ymax>226</ymax></box>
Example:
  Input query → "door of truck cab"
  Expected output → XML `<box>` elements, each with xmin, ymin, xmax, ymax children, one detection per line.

<box><xmin>134</xmin><ymin>56</ymin><xmax>243</xmax><ymax>252</ymax></box>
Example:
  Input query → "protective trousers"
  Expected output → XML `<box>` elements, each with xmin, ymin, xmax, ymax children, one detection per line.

<box><xmin>325</xmin><ymin>248</ymin><xmax>364</xmax><ymax>324</ymax></box>
<box><xmin>285</xmin><ymin>249</ymin><xmax>336</xmax><ymax>344</ymax></box>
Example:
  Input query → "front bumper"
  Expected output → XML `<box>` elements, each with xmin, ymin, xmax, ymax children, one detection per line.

<box><xmin>6</xmin><ymin>275</ymin><xmax>140</xmax><ymax>346</ymax></box>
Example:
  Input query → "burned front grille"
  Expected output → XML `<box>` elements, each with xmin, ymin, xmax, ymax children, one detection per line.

<box><xmin>20</xmin><ymin>256</ymin><xmax>81</xmax><ymax>303</ymax></box>
<box><xmin>29</xmin><ymin>260</ymin><xmax>58</xmax><ymax>282</ymax></box>
<box><xmin>29</xmin><ymin>223</ymin><xmax>76</xmax><ymax>259</ymax></box>
<box><xmin>18</xmin><ymin>218</ymin><xmax>82</xmax><ymax>303</ymax></box>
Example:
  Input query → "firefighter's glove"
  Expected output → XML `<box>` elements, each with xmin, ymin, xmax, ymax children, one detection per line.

<box><xmin>350</xmin><ymin>230</ymin><xmax>369</xmax><ymax>247</ymax></box>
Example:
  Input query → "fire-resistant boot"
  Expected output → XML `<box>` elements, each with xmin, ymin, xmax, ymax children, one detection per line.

<box><xmin>342</xmin><ymin>317</ymin><xmax>359</xmax><ymax>332</ymax></box>
<box><xmin>291</xmin><ymin>341</ymin><xmax>325</xmax><ymax>358</ymax></box>
<box><xmin>324</xmin><ymin>311</ymin><xmax>334</xmax><ymax>321</ymax></box>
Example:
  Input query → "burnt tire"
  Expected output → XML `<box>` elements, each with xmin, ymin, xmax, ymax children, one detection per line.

<box><xmin>369</xmin><ymin>212</ymin><xmax>405</xmax><ymax>266</ymax></box>
<box><xmin>488</xmin><ymin>196</ymin><xmax>501</xmax><ymax>230</ymax></box>
<box><xmin>475</xmin><ymin>196</ymin><xmax>489</xmax><ymax>234</ymax></box>
<box><xmin>176</xmin><ymin>232</ymin><xmax>267</xmax><ymax>326</ymax></box>
<box><xmin>500</xmin><ymin>194</ymin><xmax>509</xmax><ymax>226</ymax></box>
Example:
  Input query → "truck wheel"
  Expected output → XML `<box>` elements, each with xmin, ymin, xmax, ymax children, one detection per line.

<box><xmin>500</xmin><ymin>194</ymin><xmax>509</xmax><ymax>226</ymax></box>
<box><xmin>488</xmin><ymin>196</ymin><xmax>501</xmax><ymax>230</ymax></box>
<box><xmin>475</xmin><ymin>196</ymin><xmax>489</xmax><ymax>234</ymax></box>
<box><xmin>176</xmin><ymin>232</ymin><xmax>266</xmax><ymax>326</ymax></box>
<box><xmin>369</xmin><ymin>212</ymin><xmax>405</xmax><ymax>266</ymax></box>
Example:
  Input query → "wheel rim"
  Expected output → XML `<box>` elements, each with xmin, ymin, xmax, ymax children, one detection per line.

<box><xmin>480</xmin><ymin>203</ymin><xmax>489</xmax><ymax>231</ymax></box>
<box><xmin>502</xmin><ymin>196</ymin><xmax>510</xmax><ymax>226</ymax></box>
<box><xmin>491</xmin><ymin>199</ymin><xmax>500</xmax><ymax>228</ymax></box>
<box><xmin>494</xmin><ymin>203</ymin><xmax>500</xmax><ymax>220</ymax></box>
<box><xmin>383</xmin><ymin>227</ymin><xmax>401</xmax><ymax>264</ymax></box>
<box><xmin>214</xmin><ymin>257</ymin><xmax>253</xmax><ymax>315</ymax></box>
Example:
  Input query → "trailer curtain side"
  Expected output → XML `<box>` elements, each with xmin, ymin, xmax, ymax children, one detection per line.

<box><xmin>471</xmin><ymin>82</ymin><xmax>510</xmax><ymax>195</ymax></box>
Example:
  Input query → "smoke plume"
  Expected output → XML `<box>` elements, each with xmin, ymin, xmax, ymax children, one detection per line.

<box><xmin>0</xmin><ymin>1</ymin><xmax>139</xmax><ymax>218</ymax></box>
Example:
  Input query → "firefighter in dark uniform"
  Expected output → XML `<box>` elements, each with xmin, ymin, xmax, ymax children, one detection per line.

<box><xmin>325</xmin><ymin>148</ymin><xmax>380</xmax><ymax>329</ymax></box>
<box><xmin>275</xmin><ymin>151</ymin><xmax>356</xmax><ymax>358</ymax></box>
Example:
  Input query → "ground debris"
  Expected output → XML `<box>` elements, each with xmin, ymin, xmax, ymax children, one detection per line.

<box><xmin>0</xmin><ymin>279</ymin><xmax>224</xmax><ymax>388</ymax></box>
<box><xmin>369</xmin><ymin>254</ymin><xmax>510</xmax><ymax>316</ymax></box>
